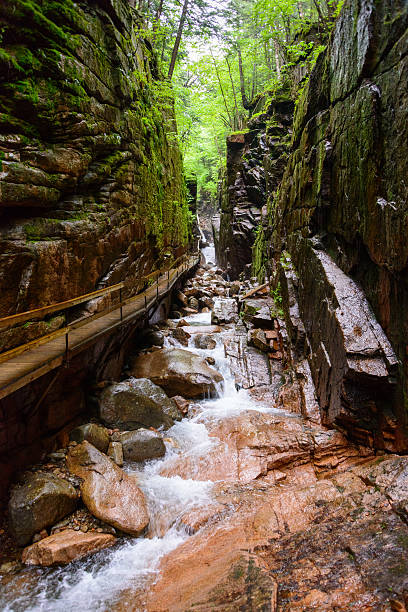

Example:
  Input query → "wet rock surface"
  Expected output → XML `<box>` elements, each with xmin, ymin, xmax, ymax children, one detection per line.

<box><xmin>246</xmin><ymin>0</ymin><xmax>408</xmax><ymax>451</ymax></box>
<box><xmin>22</xmin><ymin>530</ymin><xmax>116</xmax><ymax>567</ymax></box>
<box><xmin>129</xmin><ymin>348</ymin><xmax>224</xmax><ymax>398</ymax></box>
<box><xmin>0</xmin><ymin>0</ymin><xmax>192</xmax><ymax>500</ymax></box>
<box><xmin>8</xmin><ymin>473</ymin><xmax>78</xmax><ymax>546</ymax></box>
<box><xmin>120</xmin><ymin>429</ymin><xmax>166</xmax><ymax>463</ymax></box>
<box><xmin>66</xmin><ymin>441</ymin><xmax>149</xmax><ymax>536</ymax></box>
<box><xmin>69</xmin><ymin>424</ymin><xmax>110</xmax><ymax>454</ymax></box>
<box><xmin>211</xmin><ymin>297</ymin><xmax>239</xmax><ymax>324</ymax></box>
<box><xmin>99</xmin><ymin>378</ymin><xmax>181</xmax><ymax>430</ymax></box>
<box><xmin>2</xmin><ymin>261</ymin><xmax>408</xmax><ymax>611</ymax></box>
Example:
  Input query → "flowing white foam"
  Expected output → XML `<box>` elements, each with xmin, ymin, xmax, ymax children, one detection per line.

<box><xmin>2</xmin><ymin>529</ymin><xmax>185</xmax><ymax>612</ymax></box>
<box><xmin>202</xmin><ymin>244</ymin><xmax>216</xmax><ymax>264</ymax></box>
<box><xmin>0</xmin><ymin>265</ymin><xmax>285</xmax><ymax>611</ymax></box>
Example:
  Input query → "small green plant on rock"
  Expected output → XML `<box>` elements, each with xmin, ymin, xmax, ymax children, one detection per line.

<box><xmin>270</xmin><ymin>282</ymin><xmax>284</xmax><ymax>318</ymax></box>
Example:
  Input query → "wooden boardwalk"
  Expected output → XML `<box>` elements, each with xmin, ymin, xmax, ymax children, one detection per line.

<box><xmin>0</xmin><ymin>255</ymin><xmax>199</xmax><ymax>400</ymax></box>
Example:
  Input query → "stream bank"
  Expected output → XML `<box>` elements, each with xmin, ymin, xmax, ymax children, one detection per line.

<box><xmin>1</xmin><ymin>251</ymin><xmax>408</xmax><ymax>611</ymax></box>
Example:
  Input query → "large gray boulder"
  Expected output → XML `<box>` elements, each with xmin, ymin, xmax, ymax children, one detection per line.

<box><xmin>67</xmin><ymin>441</ymin><xmax>149</xmax><ymax>536</ymax></box>
<box><xmin>121</xmin><ymin>429</ymin><xmax>166</xmax><ymax>462</ymax></box>
<box><xmin>9</xmin><ymin>473</ymin><xmax>79</xmax><ymax>546</ymax></box>
<box><xmin>129</xmin><ymin>348</ymin><xmax>224</xmax><ymax>398</ymax></box>
<box><xmin>99</xmin><ymin>378</ymin><xmax>182</xmax><ymax>430</ymax></box>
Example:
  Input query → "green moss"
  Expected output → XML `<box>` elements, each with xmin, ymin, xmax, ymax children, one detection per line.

<box><xmin>0</xmin><ymin>0</ymin><xmax>191</xmax><ymax>265</ymax></box>
<box><xmin>229</xmin><ymin>129</ymin><xmax>249</xmax><ymax>136</ymax></box>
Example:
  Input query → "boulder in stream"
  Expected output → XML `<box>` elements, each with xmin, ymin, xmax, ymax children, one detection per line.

<box><xmin>99</xmin><ymin>378</ymin><xmax>182</xmax><ymax>430</ymax></box>
<box><xmin>121</xmin><ymin>429</ymin><xmax>166</xmax><ymax>462</ymax></box>
<box><xmin>8</xmin><ymin>473</ymin><xmax>79</xmax><ymax>546</ymax></box>
<box><xmin>67</xmin><ymin>441</ymin><xmax>149</xmax><ymax>536</ymax></box>
<box><xmin>129</xmin><ymin>348</ymin><xmax>224</xmax><ymax>398</ymax></box>
<box><xmin>211</xmin><ymin>298</ymin><xmax>238</xmax><ymax>324</ymax></box>
<box><xmin>194</xmin><ymin>334</ymin><xmax>217</xmax><ymax>350</ymax></box>
<box><xmin>22</xmin><ymin>529</ymin><xmax>116</xmax><ymax>566</ymax></box>
<box><xmin>69</xmin><ymin>423</ymin><xmax>110</xmax><ymax>453</ymax></box>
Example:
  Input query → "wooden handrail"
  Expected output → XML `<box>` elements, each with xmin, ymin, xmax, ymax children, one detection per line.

<box><xmin>0</xmin><ymin>282</ymin><xmax>125</xmax><ymax>332</ymax></box>
<box><xmin>141</xmin><ymin>253</ymin><xmax>188</xmax><ymax>283</ymax></box>
<box><xmin>0</xmin><ymin>254</ymin><xmax>200</xmax><ymax>368</ymax></box>
<box><xmin>0</xmin><ymin>327</ymin><xmax>68</xmax><ymax>365</ymax></box>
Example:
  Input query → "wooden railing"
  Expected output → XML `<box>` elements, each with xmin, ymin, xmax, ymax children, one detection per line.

<box><xmin>0</xmin><ymin>253</ymin><xmax>199</xmax><ymax>368</ymax></box>
<box><xmin>0</xmin><ymin>283</ymin><xmax>125</xmax><ymax>331</ymax></box>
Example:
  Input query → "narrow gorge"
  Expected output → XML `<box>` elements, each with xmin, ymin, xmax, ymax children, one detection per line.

<box><xmin>1</xmin><ymin>0</ymin><xmax>408</xmax><ymax>610</ymax></box>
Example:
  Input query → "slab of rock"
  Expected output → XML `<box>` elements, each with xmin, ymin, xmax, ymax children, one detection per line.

<box><xmin>99</xmin><ymin>378</ymin><xmax>182</xmax><ymax>430</ymax></box>
<box><xmin>9</xmin><ymin>473</ymin><xmax>79</xmax><ymax>546</ymax></box>
<box><xmin>172</xmin><ymin>327</ymin><xmax>190</xmax><ymax>346</ymax></box>
<box><xmin>67</xmin><ymin>441</ymin><xmax>149</xmax><ymax>536</ymax></box>
<box><xmin>129</xmin><ymin>348</ymin><xmax>223</xmax><ymax>398</ymax></box>
<box><xmin>194</xmin><ymin>334</ymin><xmax>216</xmax><ymax>350</ymax></box>
<box><xmin>171</xmin><ymin>396</ymin><xmax>190</xmax><ymax>415</ymax></box>
<box><xmin>241</xmin><ymin>298</ymin><xmax>275</xmax><ymax>328</ymax></box>
<box><xmin>248</xmin><ymin>328</ymin><xmax>270</xmax><ymax>353</ymax></box>
<box><xmin>211</xmin><ymin>298</ymin><xmax>238</xmax><ymax>324</ymax></box>
<box><xmin>107</xmin><ymin>441</ymin><xmax>124</xmax><ymax>466</ymax></box>
<box><xmin>179</xmin><ymin>325</ymin><xmax>221</xmax><ymax>335</ymax></box>
<box><xmin>188</xmin><ymin>297</ymin><xmax>199</xmax><ymax>310</ymax></box>
<box><xmin>69</xmin><ymin>423</ymin><xmax>110</xmax><ymax>453</ymax></box>
<box><xmin>224</xmin><ymin>333</ymin><xmax>271</xmax><ymax>389</ymax></box>
<box><xmin>121</xmin><ymin>429</ymin><xmax>166</xmax><ymax>462</ymax></box>
<box><xmin>22</xmin><ymin>529</ymin><xmax>115</xmax><ymax>566</ymax></box>
<box><xmin>139</xmin><ymin>329</ymin><xmax>164</xmax><ymax>348</ymax></box>
<box><xmin>176</xmin><ymin>290</ymin><xmax>188</xmax><ymax>306</ymax></box>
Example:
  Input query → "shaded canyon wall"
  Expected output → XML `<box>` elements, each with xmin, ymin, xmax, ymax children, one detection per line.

<box><xmin>0</xmin><ymin>0</ymin><xmax>193</xmax><ymax>497</ymax></box>
<box><xmin>220</xmin><ymin>0</ymin><xmax>408</xmax><ymax>451</ymax></box>
<box><xmin>0</xmin><ymin>0</ymin><xmax>191</xmax><ymax>321</ymax></box>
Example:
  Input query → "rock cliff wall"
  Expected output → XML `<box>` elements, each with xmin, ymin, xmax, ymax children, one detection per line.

<box><xmin>253</xmin><ymin>0</ymin><xmax>408</xmax><ymax>451</ymax></box>
<box><xmin>214</xmin><ymin>93</ymin><xmax>293</xmax><ymax>280</ymax></box>
<box><xmin>0</xmin><ymin>0</ymin><xmax>191</xmax><ymax>322</ymax></box>
<box><xmin>0</xmin><ymin>0</ymin><xmax>193</xmax><ymax>497</ymax></box>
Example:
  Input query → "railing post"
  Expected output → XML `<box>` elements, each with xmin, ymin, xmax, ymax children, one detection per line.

<box><xmin>119</xmin><ymin>287</ymin><xmax>123</xmax><ymax>321</ymax></box>
<box><xmin>65</xmin><ymin>332</ymin><xmax>69</xmax><ymax>367</ymax></box>
<box><xmin>144</xmin><ymin>294</ymin><xmax>147</xmax><ymax>310</ymax></box>
<box><xmin>167</xmin><ymin>269</ymin><xmax>169</xmax><ymax>289</ymax></box>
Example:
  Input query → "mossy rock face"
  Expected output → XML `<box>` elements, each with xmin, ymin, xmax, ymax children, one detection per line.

<box><xmin>216</xmin><ymin>84</ymin><xmax>294</xmax><ymax>281</ymax></box>
<box><xmin>250</xmin><ymin>0</ymin><xmax>408</xmax><ymax>450</ymax></box>
<box><xmin>0</xmin><ymin>0</ymin><xmax>191</xmax><ymax>315</ymax></box>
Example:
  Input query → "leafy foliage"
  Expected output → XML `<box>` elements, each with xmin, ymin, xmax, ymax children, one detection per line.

<box><xmin>138</xmin><ymin>0</ymin><xmax>345</xmax><ymax>208</ymax></box>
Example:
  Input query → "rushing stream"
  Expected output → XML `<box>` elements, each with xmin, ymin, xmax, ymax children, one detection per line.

<box><xmin>1</xmin><ymin>295</ymin><xmax>283</xmax><ymax>612</ymax></box>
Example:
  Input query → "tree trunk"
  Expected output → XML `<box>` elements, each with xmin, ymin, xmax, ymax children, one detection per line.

<box><xmin>274</xmin><ymin>39</ymin><xmax>281</xmax><ymax>78</ymax></box>
<box><xmin>237</xmin><ymin>46</ymin><xmax>251</xmax><ymax>110</ymax></box>
<box><xmin>264</xmin><ymin>41</ymin><xmax>272</xmax><ymax>75</ymax></box>
<box><xmin>168</xmin><ymin>0</ymin><xmax>189</xmax><ymax>79</ymax></box>
<box><xmin>225</xmin><ymin>56</ymin><xmax>240</xmax><ymax>130</ymax></box>
<box><xmin>210</xmin><ymin>49</ymin><xmax>234</xmax><ymax>129</ymax></box>
<box><xmin>152</xmin><ymin>0</ymin><xmax>164</xmax><ymax>32</ymax></box>
<box><xmin>250</xmin><ymin>49</ymin><xmax>257</xmax><ymax>101</ymax></box>
<box><xmin>312</xmin><ymin>0</ymin><xmax>324</xmax><ymax>21</ymax></box>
